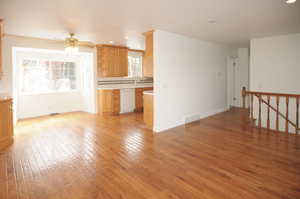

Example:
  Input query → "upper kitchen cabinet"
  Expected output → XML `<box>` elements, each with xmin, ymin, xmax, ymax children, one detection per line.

<box><xmin>143</xmin><ymin>30</ymin><xmax>154</xmax><ymax>77</ymax></box>
<box><xmin>97</xmin><ymin>45</ymin><xmax>128</xmax><ymax>78</ymax></box>
<box><xmin>0</xmin><ymin>19</ymin><xmax>4</xmax><ymax>80</ymax></box>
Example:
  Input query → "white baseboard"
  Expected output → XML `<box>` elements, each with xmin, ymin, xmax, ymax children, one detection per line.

<box><xmin>154</xmin><ymin>107</ymin><xmax>229</xmax><ymax>133</ymax></box>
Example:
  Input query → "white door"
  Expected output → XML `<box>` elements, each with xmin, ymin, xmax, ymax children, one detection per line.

<box><xmin>227</xmin><ymin>56</ymin><xmax>240</xmax><ymax>107</ymax></box>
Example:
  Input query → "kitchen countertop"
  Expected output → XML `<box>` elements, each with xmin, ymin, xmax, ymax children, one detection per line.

<box><xmin>0</xmin><ymin>93</ymin><xmax>12</xmax><ymax>102</ymax></box>
<box><xmin>98</xmin><ymin>83</ymin><xmax>153</xmax><ymax>90</ymax></box>
<box><xmin>143</xmin><ymin>90</ymin><xmax>154</xmax><ymax>95</ymax></box>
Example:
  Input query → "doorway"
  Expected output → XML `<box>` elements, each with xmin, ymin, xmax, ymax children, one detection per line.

<box><xmin>227</xmin><ymin>48</ymin><xmax>249</xmax><ymax>109</ymax></box>
<box><xmin>227</xmin><ymin>56</ymin><xmax>240</xmax><ymax>108</ymax></box>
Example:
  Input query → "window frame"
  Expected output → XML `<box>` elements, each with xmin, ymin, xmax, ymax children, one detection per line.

<box><xmin>128</xmin><ymin>51</ymin><xmax>143</xmax><ymax>78</ymax></box>
<box><xmin>18</xmin><ymin>51</ymin><xmax>81</xmax><ymax>96</ymax></box>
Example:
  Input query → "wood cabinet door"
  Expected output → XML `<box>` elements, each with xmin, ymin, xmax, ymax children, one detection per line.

<box><xmin>135</xmin><ymin>88</ymin><xmax>144</xmax><ymax>112</ymax></box>
<box><xmin>97</xmin><ymin>46</ymin><xmax>128</xmax><ymax>78</ymax></box>
<box><xmin>0</xmin><ymin>100</ymin><xmax>13</xmax><ymax>150</ymax></box>
<box><xmin>99</xmin><ymin>90</ymin><xmax>112</xmax><ymax>113</ymax></box>
<box><xmin>112</xmin><ymin>89</ymin><xmax>120</xmax><ymax>114</ymax></box>
<box><xmin>99</xmin><ymin>47</ymin><xmax>110</xmax><ymax>77</ymax></box>
<box><xmin>143</xmin><ymin>94</ymin><xmax>153</xmax><ymax>129</ymax></box>
<box><xmin>143</xmin><ymin>31</ymin><xmax>153</xmax><ymax>77</ymax></box>
<box><xmin>111</xmin><ymin>47</ymin><xmax>118</xmax><ymax>76</ymax></box>
<box><xmin>135</xmin><ymin>87</ymin><xmax>153</xmax><ymax>112</ymax></box>
<box><xmin>119</xmin><ymin>48</ymin><xmax>128</xmax><ymax>76</ymax></box>
<box><xmin>98</xmin><ymin>90</ymin><xmax>120</xmax><ymax>115</ymax></box>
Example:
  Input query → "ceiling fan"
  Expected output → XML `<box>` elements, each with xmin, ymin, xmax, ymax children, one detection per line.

<box><xmin>64</xmin><ymin>33</ymin><xmax>95</xmax><ymax>53</ymax></box>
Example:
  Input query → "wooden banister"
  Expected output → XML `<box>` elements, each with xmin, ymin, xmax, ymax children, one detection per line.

<box><xmin>245</xmin><ymin>91</ymin><xmax>300</xmax><ymax>98</ymax></box>
<box><xmin>257</xmin><ymin>95</ymin><xmax>297</xmax><ymax>129</ymax></box>
<box><xmin>242</xmin><ymin>87</ymin><xmax>300</xmax><ymax>134</ymax></box>
<box><xmin>242</xmin><ymin>87</ymin><xmax>246</xmax><ymax>108</ymax></box>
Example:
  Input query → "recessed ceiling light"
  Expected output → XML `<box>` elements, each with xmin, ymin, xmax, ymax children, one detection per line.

<box><xmin>109</xmin><ymin>41</ymin><xmax>114</xmax><ymax>44</ymax></box>
<box><xmin>286</xmin><ymin>0</ymin><xmax>296</xmax><ymax>4</ymax></box>
<box><xmin>125</xmin><ymin>36</ymin><xmax>129</xmax><ymax>39</ymax></box>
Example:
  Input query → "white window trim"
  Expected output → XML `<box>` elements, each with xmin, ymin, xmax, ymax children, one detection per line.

<box><xmin>17</xmin><ymin>50</ymin><xmax>82</xmax><ymax>96</ymax></box>
<box><xmin>128</xmin><ymin>51</ymin><xmax>143</xmax><ymax>78</ymax></box>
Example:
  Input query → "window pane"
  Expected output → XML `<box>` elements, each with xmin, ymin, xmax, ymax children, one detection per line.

<box><xmin>21</xmin><ymin>59</ymin><xmax>77</xmax><ymax>94</ymax></box>
<box><xmin>128</xmin><ymin>52</ymin><xmax>143</xmax><ymax>78</ymax></box>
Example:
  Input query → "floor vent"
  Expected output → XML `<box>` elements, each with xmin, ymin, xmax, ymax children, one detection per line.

<box><xmin>49</xmin><ymin>113</ymin><xmax>60</xmax><ymax>116</ymax></box>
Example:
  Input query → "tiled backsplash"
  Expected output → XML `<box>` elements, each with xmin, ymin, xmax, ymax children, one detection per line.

<box><xmin>98</xmin><ymin>77</ymin><xmax>153</xmax><ymax>86</ymax></box>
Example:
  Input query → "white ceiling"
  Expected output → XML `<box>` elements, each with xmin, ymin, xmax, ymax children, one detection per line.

<box><xmin>0</xmin><ymin>0</ymin><xmax>299</xmax><ymax>49</ymax></box>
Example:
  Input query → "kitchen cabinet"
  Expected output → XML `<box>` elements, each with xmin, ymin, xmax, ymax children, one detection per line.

<box><xmin>0</xmin><ymin>19</ymin><xmax>4</xmax><ymax>80</ymax></box>
<box><xmin>98</xmin><ymin>89</ymin><xmax>120</xmax><ymax>115</ymax></box>
<box><xmin>0</xmin><ymin>98</ymin><xmax>13</xmax><ymax>150</ymax></box>
<box><xmin>143</xmin><ymin>91</ymin><xmax>153</xmax><ymax>129</ymax></box>
<box><xmin>143</xmin><ymin>30</ymin><xmax>154</xmax><ymax>77</ymax></box>
<box><xmin>135</xmin><ymin>87</ymin><xmax>153</xmax><ymax>112</ymax></box>
<box><xmin>97</xmin><ymin>45</ymin><xmax>128</xmax><ymax>78</ymax></box>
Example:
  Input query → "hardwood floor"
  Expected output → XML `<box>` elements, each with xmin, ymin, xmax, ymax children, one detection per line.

<box><xmin>0</xmin><ymin>109</ymin><xmax>300</xmax><ymax>199</ymax></box>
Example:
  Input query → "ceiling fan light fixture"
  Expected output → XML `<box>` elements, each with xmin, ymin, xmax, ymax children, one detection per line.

<box><xmin>65</xmin><ymin>33</ymin><xmax>79</xmax><ymax>53</ymax></box>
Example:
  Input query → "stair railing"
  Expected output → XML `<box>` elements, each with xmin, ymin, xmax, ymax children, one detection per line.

<box><xmin>242</xmin><ymin>87</ymin><xmax>300</xmax><ymax>134</ymax></box>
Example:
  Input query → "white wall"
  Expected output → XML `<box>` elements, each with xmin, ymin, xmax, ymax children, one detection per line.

<box><xmin>18</xmin><ymin>92</ymin><xmax>84</xmax><ymax>119</ymax></box>
<box><xmin>153</xmin><ymin>30</ymin><xmax>234</xmax><ymax>132</ymax></box>
<box><xmin>250</xmin><ymin>33</ymin><xmax>300</xmax><ymax>133</ymax></box>
<box><xmin>0</xmin><ymin>35</ymin><xmax>97</xmax><ymax>119</ymax></box>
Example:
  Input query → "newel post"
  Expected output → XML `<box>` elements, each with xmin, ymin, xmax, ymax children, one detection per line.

<box><xmin>242</xmin><ymin>86</ymin><xmax>246</xmax><ymax>108</ymax></box>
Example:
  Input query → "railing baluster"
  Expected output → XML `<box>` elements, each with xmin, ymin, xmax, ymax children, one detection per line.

<box><xmin>247</xmin><ymin>94</ymin><xmax>250</xmax><ymax>117</ymax></box>
<box><xmin>285</xmin><ymin>96</ymin><xmax>289</xmax><ymax>133</ymax></box>
<box><xmin>267</xmin><ymin>95</ymin><xmax>270</xmax><ymax>130</ymax></box>
<box><xmin>276</xmin><ymin>96</ymin><xmax>279</xmax><ymax>132</ymax></box>
<box><xmin>258</xmin><ymin>94</ymin><xmax>262</xmax><ymax>129</ymax></box>
<box><xmin>251</xmin><ymin>94</ymin><xmax>253</xmax><ymax>121</ymax></box>
<box><xmin>242</xmin><ymin>87</ymin><xmax>246</xmax><ymax>108</ymax></box>
<box><xmin>296</xmin><ymin>97</ymin><xmax>299</xmax><ymax>134</ymax></box>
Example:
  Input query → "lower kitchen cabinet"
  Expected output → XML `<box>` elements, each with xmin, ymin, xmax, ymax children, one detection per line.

<box><xmin>135</xmin><ymin>87</ymin><xmax>153</xmax><ymax>112</ymax></box>
<box><xmin>98</xmin><ymin>87</ymin><xmax>153</xmax><ymax>115</ymax></box>
<box><xmin>98</xmin><ymin>90</ymin><xmax>120</xmax><ymax>115</ymax></box>
<box><xmin>143</xmin><ymin>93</ymin><xmax>153</xmax><ymax>129</ymax></box>
<box><xmin>0</xmin><ymin>98</ymin><xmax>14</xmax><ymax>150</ymax></box>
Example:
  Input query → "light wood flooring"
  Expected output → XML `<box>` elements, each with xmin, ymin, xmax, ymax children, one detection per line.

<box><xmin>0</xmin><ymin>109</ymin><xmax>300</xmax><ymax>199</ymax></box>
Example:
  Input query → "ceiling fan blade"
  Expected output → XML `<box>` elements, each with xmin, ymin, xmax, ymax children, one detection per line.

<box><xmin>78</xmin><ymin>41</ymin><xmax>96</xmax><ymax>48</ymax></box>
